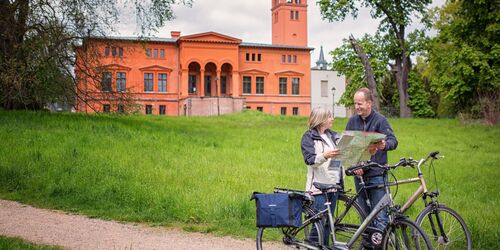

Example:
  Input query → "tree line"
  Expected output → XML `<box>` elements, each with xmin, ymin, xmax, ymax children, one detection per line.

<box><xmin>319</xmin><ymin>0</ymin><xmax>498</xmax><ymax>124</ymax></box>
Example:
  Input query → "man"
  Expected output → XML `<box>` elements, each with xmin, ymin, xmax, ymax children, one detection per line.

<box><xmin>346</xmin><ymin>87</ymin><xmax>398</xmax><ymax>232</ymax></box>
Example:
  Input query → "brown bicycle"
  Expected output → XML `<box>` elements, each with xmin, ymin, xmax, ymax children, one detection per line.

<box><xmin>335</xmin><ymin>151</ymin><xmax>472</xmax><ymax>250</ymax></box>
<box><xmin>390</xmin><ymin>151</ymin><xmax>472</xmax><ymax>250</ymax></box>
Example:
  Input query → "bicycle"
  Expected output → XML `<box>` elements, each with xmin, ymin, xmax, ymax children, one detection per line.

<box><xmin>255</xmin><ymin>159</ymin><xmax>433</xmax><ymax>250</ymax></box>
<box><xmin>389</xmin><ymin>151</ymin><xmax>471</xmax><ymax>250</ymax></box>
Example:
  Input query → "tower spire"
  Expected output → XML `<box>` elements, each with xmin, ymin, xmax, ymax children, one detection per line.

<box><xmin>316</xmin><ymin>46</ymin><xmax>328</xmax><ymax>70</ymax></box>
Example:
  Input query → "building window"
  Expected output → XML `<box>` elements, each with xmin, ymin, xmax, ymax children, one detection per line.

<box><xmin>146</xmin><ymin>48</ymin><xmax>152</xmax><ymax>57</ymax></box>
<box><xmin>282</xmin><ymin>55</ymin><xmax>286</xmax><ymax>63</ymax></box>
<box><xmin>246</xmin><ymin>53</ymin><xmax>250</xmax><ymax>61</ymax></box>
<box><xmin>279</xmin><ymin>77</ymin><xmax>287</xmax><ymax>95</ymax></box>
<box><xmin>293</xmin><ymin>55</ymin><xmax>297</xmax><ymax>64</ymax></box>
<box><xmin>103</xmin><ymin>104</ymin><xmax>110</xmax><ymax>113</ymax></box>
<box><xmin>160</xmin><ymin>49</ymin><xmax>165</xmax><ymax>58</ymax></box>
<box><xmin>295</xmin><ymin>0</ymin><xmax>301</xmax><ymax>4</ymax></box>
<box><xmin>321</xmin><ymin>80</ymin><xmax>329</xmax><ymax>97</ymax></box>
<box><xmin>256</xmin><ymin>77</ymin><xmax>264</xmax><ymax>94</ymax></box>
<box><xmin>290</xmin><ymin>10</ymin><xmax>294</xmax><ymax>20</ymax></box>
<box><xmin>243</xmin><ymin>76</ymin><xmax>251</xmax><ymax>94</ymax></box>
<box><xmin>292</xmin><ymin>78</ymin><xmax>300</xmax><ymax>95</ymax></box>
<box><xmin>257</xmin><ymin>107</ymin><xmax>263</xmax><ymax>112</ymax></box>
<box><xmin>258</xmin><ymin>54</ymin><xmax>261</xmax><ymax>61</ymax></box>
<box><xmin>281</xmin><ymin>107</ymin><xmax>287</xmax><ymax>115</ymax></box>
<box><xmin>287</xmin><ymin>0</ymin><xmax>292</xmax><ymax>3</ymax></box>
<box><xmin>101</xmin><ymin>72</ymin><xmax>112</xmax><ymax>92</ymax></box>
<box><xmin>144</xmin><ymin>73</ymin><xmax>153</xmax><ymax>92</ymax></box>
<box><xmin>188</xmin><ymin>74</ymin><xmax>197</xmax><ymax>94</ymax></box>
<box><xmin>252</xmin><ymin>53</ymin><xmax>256</xmax><ymax>61</ymax></box>
<box><xmin>145</xmin><ymin>105</ymin><xmax>152</xmax><ymax>114</ymax></box>
<box><xmin>106</xmin><ymin>47</ymin><xmax>122</xmax><ymax>57</ymax></box>
<box><xmin>288</xmin><ymin>55</ymin><xmax>292</xmax><ymax>63</ymax></box>
<box><xmin>154</xmin><ymin>49</ymin><xmax>158</xmax><ymax>58</ymax></box>
<box><xmin>117</xmin><ymin>104</ymin><xmax>124</xmax><ymax>113</ymax></box>
<box><xmin>221</xmin><ymin>76</ymin><xmax>227</xmax><ymax>94</ymax></box>
<box><xmin>293</xmin><ymin>107</ymin><xmax>299</xmax><ymax>116</ymax></box>
<box><xmin>295</xmin><ymin>11</ymin><xmax>299</xmax><ymax>20</ymax></box>
<box><xmin>116</xmin><ymin>72</ymin><xmax>126</xmax><ymax>92</ymax></box>
<box><xmin>159</xmin><ymin>105</ymin><xmax>166</xmax><ymax>115</ymax></box>
<box><xmin>158</xmin><ymin>73</ymin><xmax>167</xmax><ymax>92</ymax></box>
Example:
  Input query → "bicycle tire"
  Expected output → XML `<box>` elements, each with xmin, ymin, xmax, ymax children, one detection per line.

<box><xmin>333</xmin><ymin>193</ymin><xmax>367</xmax><ymax>247</ymax></box>
<box><xmin>256</xmin><ymin>220</ymin><xmax>324</xmax><ymax>250</ymax></box>
<box><xmin>383</xmin><ymin>217</ymin><xmax>433</xmax><ymax>250</ymax></box>
<box><xmin>415</xmin><ymin>204</ymin><xmax>472</xmax><ymax>250</ymax></box>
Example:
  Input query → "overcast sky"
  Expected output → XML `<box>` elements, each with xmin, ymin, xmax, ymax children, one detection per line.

<box><xmin>115</xmin><ymin>0</ymin><xmax>445</xmax><ymax>67</ymax></box>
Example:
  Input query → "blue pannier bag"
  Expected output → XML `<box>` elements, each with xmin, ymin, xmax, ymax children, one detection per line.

<box><xmin>251</xmin><ymin>192</ymin><xmax>302</xmax><ymax>228</ymax></box>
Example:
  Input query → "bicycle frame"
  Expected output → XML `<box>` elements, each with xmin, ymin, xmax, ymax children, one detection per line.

<box><xmin>383</xmin><ymin>157</ymin><xmax>432</xmax><ymax>213</ymax></box>
<box><xmin>308</xmin><ymin>178</ymin><xmax>396</xmax><ymax>250</ymax></box>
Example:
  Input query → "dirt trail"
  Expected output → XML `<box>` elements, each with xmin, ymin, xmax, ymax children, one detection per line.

<box><xmin>0</xmin><ymin>200</ymin><xmax>286</xmax><ymax>250</ymax></box>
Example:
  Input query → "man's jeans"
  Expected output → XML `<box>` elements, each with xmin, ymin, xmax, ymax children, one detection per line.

<box><xmin>310</xmin><ymin>192</ymin><xmax>338</xmax><ymax>246</ymax></box>
<box><xmin>354</xmin><ymin>175</ymin><xmax>389</xmax><ymax>230</ymax></box>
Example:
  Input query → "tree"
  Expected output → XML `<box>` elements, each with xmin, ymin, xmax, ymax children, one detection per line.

<box><xmin>330</xmin><ymin>33</ymin><xmax>391</xmax><ymax>109</ymax></box>
<box><xmin>319</xmin><ymin>0</ymin><xmax>432</xmax><ymax>117</ymax></box>
<box><xmin>349</xmin><ymin>35</ymin><xmax>380</xmax><ymax>111</ymax></box>
<box><xmin>429</xmin><ymin>0</ymin><xmax>499</xmax><ymax>124</ymax></box>
<box><xmin>0</xmin><ymin>0</ymin><xmax>192</xmax><ymax>110</ymax></box>
<box><xmin>407</xmin><ymin>57</ymin><xmax>436</xmax><ymax>118</ymax></box>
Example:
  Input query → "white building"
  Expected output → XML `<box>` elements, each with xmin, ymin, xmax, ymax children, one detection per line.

<box><xmin>311</xmin><ymin>46</ymin><xmax>347</xmax><ymax>118</ymax></box>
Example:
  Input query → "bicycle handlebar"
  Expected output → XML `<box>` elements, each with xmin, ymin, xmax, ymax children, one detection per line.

<box><xmin>345</xmin><ymin>151</ymin><xmax>442</xmax><ymax>176</ymax></box>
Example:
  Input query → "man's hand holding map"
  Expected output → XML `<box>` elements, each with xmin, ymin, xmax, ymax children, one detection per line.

<box><xmin>334</xmin><ymin>130</ymin><xmax>386</xmax><ymax>167</ymax></box>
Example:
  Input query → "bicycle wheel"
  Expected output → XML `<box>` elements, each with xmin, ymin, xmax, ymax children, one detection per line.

<box><xmin>333</xmin><ymin>193</ymin><xmax>367</xmax><ymax>247</ymax></box>
<box><xmin>383</xmin><ymin>217</ymin><xmax>433</xmax><ymax>250</ymax></box>
<box><xmin>256</xmin><ymin>221</ymin><xmax>324</xmax><ymax>250</ymax></box>
<box><xmin>415</xmin><ymin>204</ymin><xmax>472</xmax><ymax>250</ymax></box>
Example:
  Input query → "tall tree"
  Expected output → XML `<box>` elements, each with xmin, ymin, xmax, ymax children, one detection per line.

<box><xmin>319</xmin><ymin>0</ymin><xmax>432</xmax><ymax>117</ymax></box>
<box><xmin>0</xmin><ymin>0</ymin><xmax>192</xmax><ymax>110</ymax></box>
<box><xmin>429</xmin><ymin>0</ymin><xmax>499</xmax><ymax>124</ymax></box>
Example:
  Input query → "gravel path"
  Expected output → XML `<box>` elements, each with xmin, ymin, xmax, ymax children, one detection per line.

<box><xmin>0</xmin><ymin>199</ymin><xmax>286</xmax><ymax>250</ymax></box>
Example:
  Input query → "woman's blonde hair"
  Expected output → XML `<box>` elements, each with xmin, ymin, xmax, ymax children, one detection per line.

<box><xmin>308</xmin><ymin>106</ymin><xmax>333</xmax><ymax>129</ymax></box>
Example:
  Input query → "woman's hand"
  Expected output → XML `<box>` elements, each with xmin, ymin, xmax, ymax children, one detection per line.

<box><xmin>323</xmin><ymin>149</ymin><xmax>341</xmax><ymax>159</ymax></box>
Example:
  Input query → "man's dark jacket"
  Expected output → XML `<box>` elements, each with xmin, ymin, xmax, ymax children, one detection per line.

<box><xmin>345</xmin><ymin>110</ymin><xmax>398</xmax><ymax>177</ymax></box>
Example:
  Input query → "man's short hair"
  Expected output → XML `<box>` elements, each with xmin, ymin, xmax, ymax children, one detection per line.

<box><xmin>356</xmin><ymin>87</ymin><xmax>373</xmax><ymax>102</ymax></box>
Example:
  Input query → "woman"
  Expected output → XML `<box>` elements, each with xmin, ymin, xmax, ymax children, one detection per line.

<box><xmin>300</xmin><ymin>106</ymin><xmax>341</xmax><ymax>245</ymax></box>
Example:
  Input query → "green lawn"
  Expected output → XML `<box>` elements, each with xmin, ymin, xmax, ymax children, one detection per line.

<box><xmin>0</xmin><ymin>110</ymin><xmax>498</xmax><ymax>248</ymax></box>
<box><xmin>0</xmin><ymin>236</ymin><xmax>60</xmax><ymax>250</ymax></box>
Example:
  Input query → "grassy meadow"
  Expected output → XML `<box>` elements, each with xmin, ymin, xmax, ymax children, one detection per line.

<box><xmin>0</xmin><ymin>110</ymin><xmax>499</xmax><ymax>249</ymax></box>
<box><xmin>0</xmin><ymin>236</ymin><xmax>60</xmax><ymax>250</ymax></box>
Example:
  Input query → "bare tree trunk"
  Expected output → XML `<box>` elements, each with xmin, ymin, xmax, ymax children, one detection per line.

<box><xmin>399</xmin><ymin>54</ymin><xmax>411</xmax><ymax>117</ymax></box>
<box><xmin>389</xmin><ymin>25</ymin><xmax>412</xmax><ymax>118</ymax></box>
<box><xmin>349</xmin><ymin>35</ymin><xmax>380</xmax><ymax>111</ymax></box>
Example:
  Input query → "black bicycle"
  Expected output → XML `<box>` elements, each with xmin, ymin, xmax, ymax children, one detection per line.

<box><xmin>256</xmin><ymin>159</ymin><xmax>433</xmax><ymax>249</ymax></box>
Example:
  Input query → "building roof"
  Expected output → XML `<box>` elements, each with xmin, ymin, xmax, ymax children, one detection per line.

<box><xmin>313</xmin><ymin>45</ymin><xmax>328</xmax><ymax>70</ymax></box>
<box><xmin>240</xmin><ymin>42</ymin><xmax>314</xmax><ymax>51</ymax></box>
<box><xmin>89</xmin><ymin>36</ymin><xmax>178</xmax><ymax>43</ymax></box>
<box><xmin>86</xmin><ymin>35</ymin><xmax>313</xmax><ymax>50</ymax></box>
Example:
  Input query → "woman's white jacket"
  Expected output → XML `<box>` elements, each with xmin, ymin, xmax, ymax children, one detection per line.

<box><xmin>300</xmin><ymin>128</ymin><xmax>341</xmax><ymax>195</ymax></box>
